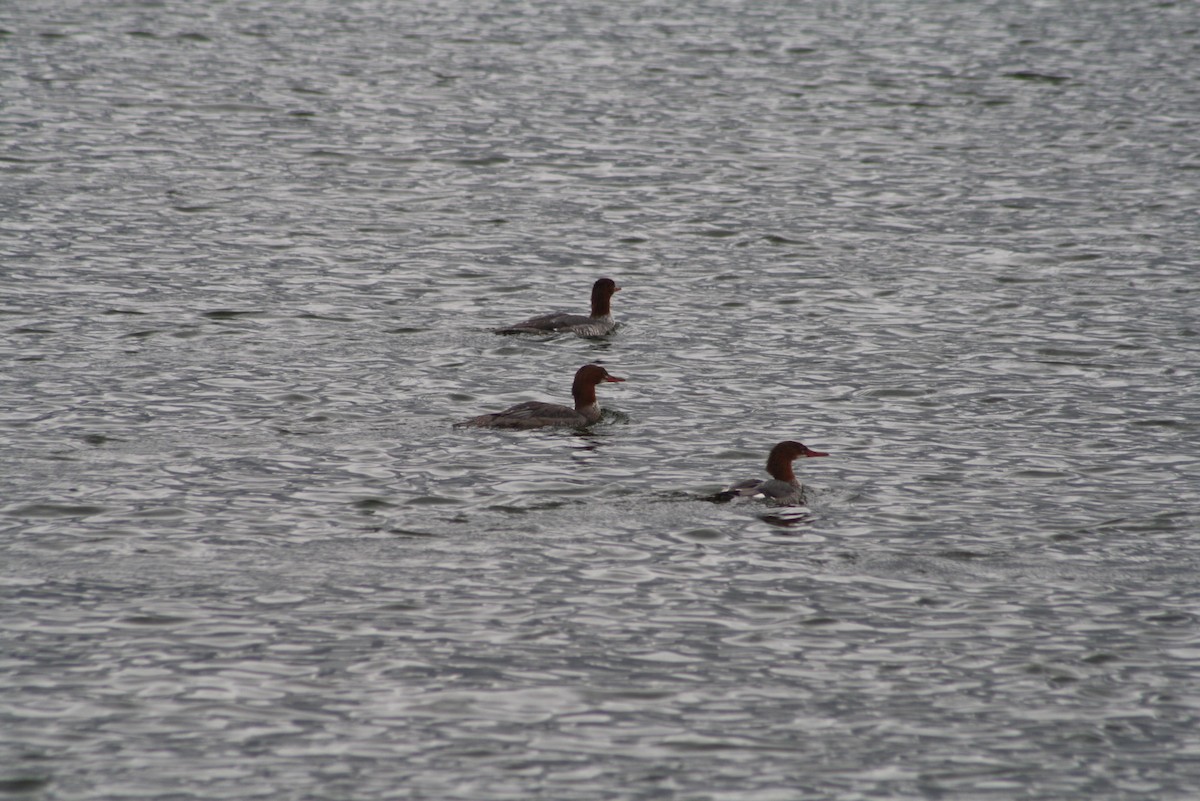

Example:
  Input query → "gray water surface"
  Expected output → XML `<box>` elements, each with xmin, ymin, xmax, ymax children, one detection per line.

<box><xmin>3</xmin><ymin>1</ymin><xmax>1199</xmax><ymax>799</ymax></box>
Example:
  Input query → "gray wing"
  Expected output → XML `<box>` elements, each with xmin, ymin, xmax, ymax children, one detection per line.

<box><xmin>724</xmin><ymin>478</ymin><xmax>764</xmax><ymax>496</ymax></box>
<box><xmin>494</xmin><ymin>311</ymin><xmax>590</xmax><ymax>333</ymax></box>
<box><xmin>756</xmin><ymin>480</ymin><xmax>804</xmax><ymax>505</ymax></box>
<box><xmin>710</xmin><ymin>479</ymin><xmax>803</xmax><ymax>505</ymax></box>
<box><xmin>455</xmin><ymin>401</ymin><xmax>583</xmax><ymax>429</ymax></box>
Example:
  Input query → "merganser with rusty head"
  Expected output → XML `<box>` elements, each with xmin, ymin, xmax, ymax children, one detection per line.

<box><xmin>711</xmin><ymin>440</ymin><xmax>829</xmax><ymax>505</ymax></box>
<box><xmin>494</xmin><ymin>278</ymin><xmax>621</xmax><ymax>337</ymax></box>
<box><xmin>455</xmin><ymin>364</ymin><xmax>625</xmax><ymax>429</ymax></box>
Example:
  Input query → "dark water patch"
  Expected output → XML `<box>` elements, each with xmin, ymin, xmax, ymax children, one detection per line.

<box><xmin>1009</xmin><ymin>469</ymin><xmax>1070</xmax><ymax>479</ymax></box>
<box><xmin>353</xmin><ymin>498</ymin><xmax>395</xmax><ymax>511</ymax></box>
<box><xmin>0</xmin><ymin>777</ymin><xmax>51</xmax><ymax>794</ymax></box>
<box><xmin>273</xmin><ymin>392</ymin><xmax>317</xmax><ymax>403</ymax></box>
<box><xmin>1082</xmin><ymin>653</ymin><xmax>1119</xmax><ymax>665</ymax></box>
<box><xmin>6</xmin><ymin>503</ymin><xmax>109</xmax><ymax>518</ymax></box>
<box><xmin>404</xmin><ymin>496</ymin><xmax>461</xmax><ymax>506</ymax></box>
<box><xmin>201</xmin><ymin>310</ymin><xmax>265</xmax><ymax>320</ymax></box>
<box><xmin>487</xmin><ymin>505</ymin><xmax>532</xmax><ymax>515</ymax></box>
<box><xmin>1003</xmin><ymin>70</ymin><xmax>1071</xmax><ymax>85</ymax></box>
<box><xmin>662</xmin><ymin>737</ymin><xmax>758</xmax><ymax>754</ymax></box>
<box><xmin>992</xmin><ymin>275</ymin><xmax>1047</xmax><ymax>285</ymax></box>
<box><xmin>304</xmin><ymin>148</ymin><xmax>352</xmax><ymax>160</ymax></box>
<box><xmin>762</xmin><ymin>234</ymin><xmax>809</xmax><ymax>245</ymax></box>
<box><xmin>388</xmin><ymin>529</ymin><xmax>438</xmax><ymax>538</ymax></box>
<box><xmin>295</xmin><ymin>312</ymin><xmax>356</xmax><ymax>322</ymax></box>
<box><xmin>860</xmin><ymin>388</ymin><xmax>932</xmax><ymax>399</ymax></box>
<box><xmin>934</xmin><ymin>549</ymin><xmax>996</xmax><ymax>561</ymax></box>
<box><xmin>1034</xmin><ymin>347</ymin><xmax>1103</xmax><ymax>359</ymax></box>
<box><xmin>676</xmin><ymin>528</ymin><xmax>725</xmax><ymax>542</ymax></box>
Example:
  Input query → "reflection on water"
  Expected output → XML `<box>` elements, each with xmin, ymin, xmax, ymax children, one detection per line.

<box><xmin>757</xmin><ymin>511</ymin><xmax>817</xmax><ymax>530</ymax></box>
<box><xmin>3</xmin><ymin>0</ymin><xmax>1199</xmax><ymax>798</ymax></box>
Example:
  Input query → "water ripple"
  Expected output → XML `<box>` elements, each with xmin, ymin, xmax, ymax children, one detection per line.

<box><xmin>3</xmin><ymin>0</ymin><xmax>1200</xmax><ymax>798</ymax></box>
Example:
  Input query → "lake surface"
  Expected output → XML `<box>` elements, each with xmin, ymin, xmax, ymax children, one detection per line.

<box><xmin>3</xmin><ymin>1</ymin><xmax>1199</xmax><ymax>798</ymax></box>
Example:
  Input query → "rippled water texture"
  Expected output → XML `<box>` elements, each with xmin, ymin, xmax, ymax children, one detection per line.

<box><xmin>3</xmin><ymin>0</ymin><xmax>1199</xmax><ymax>798</ymax></box>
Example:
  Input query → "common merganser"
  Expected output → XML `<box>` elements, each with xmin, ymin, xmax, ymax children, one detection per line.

<box><xmin>454</xmin><ymin>364</ymin><xmax>625</xmax><ymax>429</ymax></box>
<box><xmin>712</xmin><ymin>440</ymin><xmax>829</xmax><ymax>505</ymax></box>
<box><xmin>494</xmin><ymin>278</ymin><xmax>621</xmax><ymax>337</ymax></box>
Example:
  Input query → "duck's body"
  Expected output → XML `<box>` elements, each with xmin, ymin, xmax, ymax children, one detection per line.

<box><xmin>500</xmin><ymin>311</ymin><xmax>616</xmax><ymax>338</ymax></box>
<box><xmin>713</xmin><ymin>441</ymin><xmax>829</xmax><ymax>506</ymax></box>
<box><xmin>457</xmin><ymin>400</ymin><xmax>599</xmax><ymax>429</ymax></box>
<box><xmin>494</xmin><ymin>278</ymin><xmax>620</xmax><ymax>337</ymax></box>
<box><xmin>455</xmin><ymin>364</ymin><xmax>625</xmax><ymax>430</ymax></box>
<box><xmin>720</xmin><ymin>477</ymin><xmax>808</xmax><ymax>506</ymax></box>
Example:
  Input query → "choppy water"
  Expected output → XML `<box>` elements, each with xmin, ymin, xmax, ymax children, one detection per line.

<box><xmin>3</xmin><ymin>1</ymin><xmax>1199</xmax><ymax>798</ymax></box>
